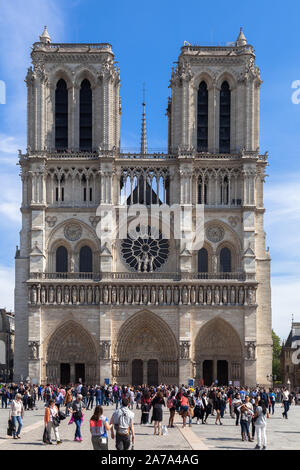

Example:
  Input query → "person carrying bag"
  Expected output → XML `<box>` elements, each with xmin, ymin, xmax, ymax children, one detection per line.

<box><xmin>90</xmin><ymin>405</ymin><xmax>113</xmax><ymax>450</ymax></box>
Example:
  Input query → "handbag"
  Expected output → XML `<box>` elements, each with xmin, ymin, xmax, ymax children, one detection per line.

<box><xmin>58</xmin><ymin>411</ymin><xmax>66</xmax><ymax>420</ymax></box>
<box><xmin>7</xmin><ymin>419</ymin><xmax>15</xmax><ymax>436</ymax></box>
<box><xmin>52</xmin><ymin>415</ymin><xmax>60</xmax><ymax>427</ymax></box>
<box><xmin>43</xmin><ymin>426</ymin><xmax>50</xmax><ymax>443</ymax></box>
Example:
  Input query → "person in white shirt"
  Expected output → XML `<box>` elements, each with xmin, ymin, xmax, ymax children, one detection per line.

<box><xmin>282</xmin><ymin>388</ymin><xmax>290</xmax><ymax>419</ymax></box>
<box><xmin>10</xmin><ymin>394</ymin><xmax>24</xmax><ymax>439</ymax></box>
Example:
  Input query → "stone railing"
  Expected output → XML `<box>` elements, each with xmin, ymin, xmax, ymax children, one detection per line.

<box><xmin>28</xmin><ymin>283</ymin><xmax>256</xmax><ymax>307</ymax></box>
<box><xmin>29</xmin><ymin>272</ymin><xmax>250</xmax><ymax>281</ymax></box>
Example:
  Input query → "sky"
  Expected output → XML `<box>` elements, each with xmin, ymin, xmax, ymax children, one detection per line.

<box><xmin>0</xmin><ymin>0</ymin><xmax>299</xmax><ymax>341</ymax></box>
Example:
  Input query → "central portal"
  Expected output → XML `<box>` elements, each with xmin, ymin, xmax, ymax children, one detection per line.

<box><xmin>147</xmin><ymin>359</ymin><xmax>158</xmax><ymax>386</ymax></box>
<box><xmin>132</xmin><ymin>359</ymin><xmax>143</xmax><ymax>385</ymax></box>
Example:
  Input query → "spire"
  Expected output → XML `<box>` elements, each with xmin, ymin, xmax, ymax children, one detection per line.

<box><xmin>236</xmin><ymin>27</ymin><xmax>247</xmax><ymax>47</ymax></box>
<box><xmin>40</xmin><ymin>26</ymin><xmax>51</xmax><ymax>44</ymax></box>
<box><xmin>140</xmin><ymin>84</ymin><xmax>147</xmax><ymax>155</ymax></box>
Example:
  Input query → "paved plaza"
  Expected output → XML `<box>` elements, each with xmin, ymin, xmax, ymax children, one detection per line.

<box><xmin>0</xmin><ymin>401</ymin><xmax>299</xmax><ymax>451</ymax></box>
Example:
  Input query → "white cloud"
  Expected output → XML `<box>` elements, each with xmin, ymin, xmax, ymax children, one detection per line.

<box><xmin>0</xmin><ymin>172</ymin><xmax>21</xmax><ymax>225</ymax></box>
<box><xmin>0</xmin><ymin>265</ymin><xmax>14</xmax><ymax>312</ymax></box>
<box><xmin>264</xmin><ymin>173</ymin><xmax>300</xmax><ymax>339</ymax></box>
<box><xmin>271</xmin><ymin>277</ymin><xmax>300</xmax><ymax>341</ymax></box>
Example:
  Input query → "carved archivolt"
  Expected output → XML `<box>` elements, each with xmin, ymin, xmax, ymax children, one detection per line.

<box><xmin>46</xmin><ymin>320</ymin><xmax>97</xmax><ymax>363</ymax></box>
<box><xmin>113</xmin><ymin>310</ymin><xmax>179</xmax><ymax>362</ymax></box>
<box><xmin>194</xmin><ymin>317</ymin><xmax>243</xmax><ymax>360</ymax></box>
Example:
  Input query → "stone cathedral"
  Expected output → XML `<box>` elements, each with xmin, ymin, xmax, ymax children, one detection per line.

<box><xmin>14</xmin><ymin>27</ymin><xmax>272</xmax><ymax>387</ymax></box>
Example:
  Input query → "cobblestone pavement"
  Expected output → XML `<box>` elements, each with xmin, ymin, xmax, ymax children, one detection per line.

<box><xmin>0</xmin><ymin>401</ymin><xmax>299</xmax><ymax>450</ymax></box>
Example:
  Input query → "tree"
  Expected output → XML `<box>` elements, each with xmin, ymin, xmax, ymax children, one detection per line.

<box><xmin>272</xmin><ymin>330</ymin><xmax>282</xmax><ymax>381</ymax></box>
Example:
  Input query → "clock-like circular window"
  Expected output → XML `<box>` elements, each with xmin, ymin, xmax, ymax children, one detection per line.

<box><xmin>120</xmin><ymin>225</ymin><xmax>169</xmax><ymax>272</ymax></box>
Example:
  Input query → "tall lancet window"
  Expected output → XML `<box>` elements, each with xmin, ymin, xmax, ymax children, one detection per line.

<box><xmin>55</xmin><ymin>79</ymin><xmax>68</xmax><ymax>149</ymax></box>
<box><xmin>197</xmin><ymin>81</ymin><xmax>208</xmax><ymax>152</ymax></box>
<box><xmin>80</xmin><ymin>79</ymin><xmax>92</xmax><ymax>150</ymax></box>
<box><xmin>219</xmin><ymin>81</ymin><xmax>231</xmax><ymax>153</ymax></box>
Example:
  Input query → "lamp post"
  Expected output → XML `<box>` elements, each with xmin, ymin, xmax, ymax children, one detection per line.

<box><xmin>287</xmin><ymin>378</ymin><xmax>291</xmax><ymax>391</ymax></box>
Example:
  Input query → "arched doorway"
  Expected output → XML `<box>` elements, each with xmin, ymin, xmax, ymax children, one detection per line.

<box><xmin>132</xmin><ymin>359</ymin><xmax>143</xmax><ymax>386</ymax></box>
<box><xmin>46</xmin><ymin>321</ymin><xmax>97</xmax><ymax>385</ymax></box>
<box><xmin>113</xmin><ymin>311</ymin><xmax>179</xmax><ymax>385</ymax></box>
<box><xmin>194</xmin><ymin>318</ymin><xmax>243</xmax><ymax>386</ymax></box>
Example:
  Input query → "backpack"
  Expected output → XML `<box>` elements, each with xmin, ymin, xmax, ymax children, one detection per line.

<box><xmin>115</xmin><ymin>409</ymin><xmax>130</xmax><ymax>436</ymax></box>
<box><xmin>167</xmin><ymin>397</ymin><xmax>175</xmax><ymax>409</ymax></box>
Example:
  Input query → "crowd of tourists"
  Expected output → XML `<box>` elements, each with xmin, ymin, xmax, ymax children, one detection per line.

<box><xmin>1</xmin><ymin>381</ymin><xmax>299</xmax><ymax>450</ymax></box>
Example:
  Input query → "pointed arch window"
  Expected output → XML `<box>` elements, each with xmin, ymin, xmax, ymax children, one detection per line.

<box><xmin>56</xmin><ymin>246</ymin><xmax>68</xmax><ymax>273</ymax></box>
<box><xmin>55</xmin><ymin>79</ymin><xmax>68</xmax><ymax>149</ymax></box>
<box><xmin>79</xmin><ymin>246</ymin><xmax>93</xmax><ymax>273</ymax></box>
<box><xmin>198</xmin><ymin>176</ymin><xmax>208</xmax><ymax>204</ymax></box>
<box><xmin>80</xmin><ymin>79</ymin><xmax>92</xmax><ymax>150</ymax></box>
<box><xmin>198</xmin><ymin>248</ymin><xmax>208</xmax><ymax>273</ymax></box>
<box><xmin>197</xmin><ymin>81</ymin><xmax>208</xmax><ymax>152</ymax></box>
<box><xmin>220</xmin><ymin>247</ymin><xmax>231</xmax><ymax>273</ymax></box>
<box><xmin>219</xmin><ymin>81</ymin><xmax>231</xmax><ymax>153</ymax></box>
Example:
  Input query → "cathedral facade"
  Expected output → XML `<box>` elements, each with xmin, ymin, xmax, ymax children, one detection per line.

<box><xmin>14</xmin><ymin>27</ymin><xmax>272</xmax><ymax>387</ymax></box>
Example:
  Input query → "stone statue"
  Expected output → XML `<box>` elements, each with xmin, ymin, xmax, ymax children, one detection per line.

<box><xmin>230</xmin><ymin>286</ymin><xmax>236</xmax><ymax>304</ymax></box>
<box><xmin>64</xmin><ymin>286</ymin><xmax>70</xmax><ymax>304</ymax></box>
<box><xmin>49</xmin><ymin>286</ymin><xmax>54</xmax><ymax>303</ymax></box>
<box><xmin>166</xmin><ymin>286</ymin><xmax>172</xmax><ymax>305</ymax></box>
<box><xmin>134</xmin><ymin>286</ymin><xmax>140</xmax><ymax>304</ymax></box>
<box><xmin>180</xmin><ymin>341</ymin><xmax>190</xmax><ymax>359</ymax></box>
<box><xmin>223</xmin><ymin>287</ymin><xmax>227</xmax><ymax>305</ymax></box>
<box><xmin>103</xmin><ymin>286</ymin><xmax>109</xmax><ymax>304</ymax></box>
<box><xmin>31</xmin><ymin>286</ymin><xmax>37</xmax><ymax>304</ymax></box>
<box><xmin>56</xmin><ymin>286</ymin><xmax>62</xmax><ymax>304</ymax></box>
<box><xmin>29</xmin><ymin>342</ymin><xmax>39</xmax><ymax>360</ymax></box>
<box><xmin>198</xmin><ymin>287</ymin><xmax>204</xmax><ymax>304</ymax></box>
<box><xmin>214</xmin><ymin>286</ymin><xmax>220</xmax><ymax>305</ymax></box>
<box><xmin>80</xmin><ymin>286</ymin><xmax>85</xmax><ymax>304</ymax></box>
<box><xmin>182</xmin><ymin>286</ymin><xmax>188</xmax><ymax>305</ymax></box>
<box><xmin>100</xmin><ymin>341</ymin><xmax>111</xmax><ymax>360</ymax></box>
<box><xmin>246</xmin><ymin>342</ymin><xmax>256</xmax><ymax>360</ymax></box>
<box><xmin>95</xmin><ymin>286</ymin><xmax>100</xmax><ymax>304</ymax></box>
<box><xmin>158</xmin><ymin>286</ymin><xmax>164</xmax><ymax>304</ymax></box>
<box><xmin>248</xmin><ymin>288</ymin><xmax>255</xmax><ymax>305</ymax></box>
<box><xmin>143</xmin><ymin>286</ymin><xmax>148</xmax><ymax>304</ymax></box>
<box><xmin>119</xmin><ymin>286</ymin><xmax>124</xmax><ymax>305</ymax></box>
<box><xmin>40</xmin><ymin>287</ymin><xmax>46</xmax><ymax>304</ymax></box>
<box><xmin>239</xmin><ymin>287</ymin><xmax>244</xmax><ymax>305</ymax></box>
<box><xmin>151</xmin><ymin>286</ymin><xmax>156</xmax><ymax>304</ymax></box>
<box><xmin>173</xmin><ymin>287</ymin><xmax>179</xmax><ymax>305</ymax></box>
<box><xmin>127</xmin><ymin>286</ymin><xmax>133</xmax><ymax>304</ymax></box>
<box><xmin>87</xmin><ymin>286</ymin><xmax>93</xmax><ymax>304</ymax></box>
<box><xmin>70</xmin><ymin>256</ymin><xmax>75</xmax><ymax>273</ymax></box>
<box><xmin>72</xmin><ymin>286</ymin><xmax>77</xmax><ymax>304</ymax></box>
<box><xmin>206</xmin><ymin>287</ymin><xmax>212</xmax><ymax>305</ymax></box>
<box><xmin>149</xmin><ymin>256</ymin><xmax>154</xmax><ymax>273</ymax></box>
<box><xmin>111</xmin><ymin>287</ymin><xmax>117</xmax><ymax>304</ymax></box>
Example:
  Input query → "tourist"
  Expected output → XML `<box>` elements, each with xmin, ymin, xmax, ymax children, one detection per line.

<box><xmin>44</xmin><ymin>398</ymin><xmax>62</xmax><ymax>445</ymax></box>
<box><xmin>167</xmin><ymin>390</ymin><xmax>177</xmax><ymax>428</ymax></box>
<box><xmin>253</xmin><ymin>399</ymin><xmax>269</xmax><ymax>450</ymax></box>
<box><xmin>238</xmin><ymin>395</ymin><xmax>253</xmax><ymax>442</ymax></box>
<box><xmin>110</xmin><ymin>398</ymin><xmax>135</xmax><ymax>451</ymax></box>
<box><xmin>214</xmin><ymin>391</ymin><xmax>223</xmax><ymax>425</ymax></box>
<box><xmin>141</xmin><ymin>390</ymin><xmax>151</xmax><ymax>425</ymax></box>
<box><xmin>64</xmin><ymin>387</ymin><xmax>73</xmax><ymax>416</ymax></box>
<box><xmin>9</xmin><ymin>393</ymin><xmax>24</xmax><ymax>439</ymax></box>
<box><xmin>151</xmin><ymin>389</ymin><xmax>165</xmax><ymax>435</ymax></box>
<box><xmin>179</xmin><ymin>391</ymin><xmax>189</xmax><ymax>428</ymax></box>
<box><xmin>87</xmin><ymin>385</ymin><xmax>95</xmax><ymax>410</ymax></box>
<box><xmin>232</xmin><ymin>392</ymin><xmax>242</xmax><ymax>425</ymax></box>
<box><xmin>71</xmin><ymin>394</ymin><xmax>85</xmax><ymax>442</ymax></box>
<box><xmin>90</xmin><ymin>405</ymin><xmax>113</xmax><ymax>450</ymax></box>
<box><xmin>282</xmin><ymin>388</ymin><xmax>290</xmax><ymax>419</ymax></box>
<box><xmin>268</xmin><ymin>389</ymin><xmax>276</xmax><ymax>415</ymax></box>
<box><xmin>1</xmin><ymin>385</ymin><xmax>9</xmax><ymax>409</ymax></box>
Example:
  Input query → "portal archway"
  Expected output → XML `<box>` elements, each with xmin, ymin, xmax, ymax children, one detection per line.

<box><xmin>45</xmin><ymin>321</ymin><xmax>98</xmax><ymax>385</ymax></box>
<box><xmin>113</xmin><ymin>311</ymin><xmax>179</xmax><ymax>385</ymax></box>
<box><xmin>193</xmin><ymin>317</ymin><xmax>243</xmax><ymax>385</ymax></box>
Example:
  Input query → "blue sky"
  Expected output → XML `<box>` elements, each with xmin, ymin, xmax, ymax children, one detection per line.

<box><xmin>0</xmin><ymin>0</ymin><xmax>299</xmax><ymax>340</ymax></box>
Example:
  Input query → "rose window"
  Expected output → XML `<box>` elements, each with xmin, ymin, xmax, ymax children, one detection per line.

<box><xmin>121</xmin><ymin>225</ymin><xmax>169</xmax><ymax>272</ymax></box>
